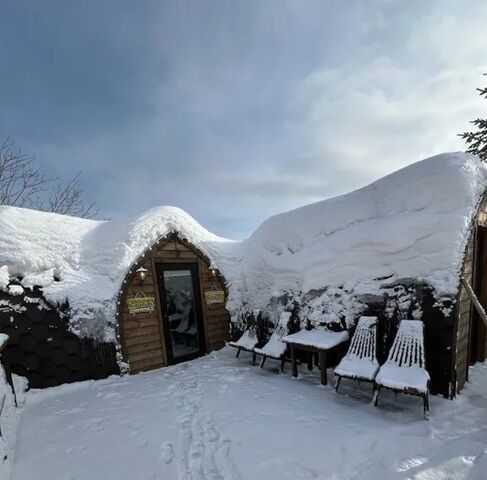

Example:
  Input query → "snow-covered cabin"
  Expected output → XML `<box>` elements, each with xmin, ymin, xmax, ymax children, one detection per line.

<box><xmin>0</xmin><ymin>152</ymin><xmax>486</xmax><ymax>397</ymax></box>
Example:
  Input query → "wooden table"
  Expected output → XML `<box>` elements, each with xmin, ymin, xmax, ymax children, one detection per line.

<box><xmin>283</xmin><ymin>329</ymin><xmax>349</xmax><ymax>385</ymax></box>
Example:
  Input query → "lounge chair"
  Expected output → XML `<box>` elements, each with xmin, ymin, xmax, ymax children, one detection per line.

<box><xmin>254</xmin><ymin>311</ymin><xmax>291</xmax><ymax>373</ymax></box>
<box><xmin>374</xmin><ymin>319</ymin><xmax>430</xmax><ymax>418</ymax></box>
<box><xmin>334</xmin><ymin>316</ymin><xmax>379</xmax><ymax>393</ymax></box>
<box><xmin>229</xmin><ymin>309</ymin><xmax>261</xmax><ymax>363</ymax></box>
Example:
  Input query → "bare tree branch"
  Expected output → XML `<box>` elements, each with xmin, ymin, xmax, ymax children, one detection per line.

<box><xmin>48</xmin><ymin>172</ymin><xmax>99</xmax><ymax>219</ymax></box>
<box><xmin>0</xmin><ymin>138</ymin><xmax>48</xmax><ymax>207</ymax></box>
<box><xmin>0</xmin><ymin>138</ymin><xmax>100</xmax><ymax>218</ymax></box>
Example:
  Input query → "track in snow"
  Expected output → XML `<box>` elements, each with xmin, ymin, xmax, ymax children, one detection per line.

<box><xmin>175</xmin><ymin>366</ymin><xmax>240</xmax><ymax>480</ymax></box>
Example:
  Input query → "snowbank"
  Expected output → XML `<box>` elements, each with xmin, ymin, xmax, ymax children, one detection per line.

<box><xmin>0</xmin><ymin>152</ymin><xmax>486</xmax><ymax>340</ymax></box>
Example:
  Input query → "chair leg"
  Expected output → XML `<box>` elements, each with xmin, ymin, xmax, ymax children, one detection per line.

<box><xmin>423</xmin><ymin>393</ymin><xmax>430</xmax><ymax>419</ymax></box>
<box><xmin>280</xmin><ymin>356</ymin><xmax>285</xmax><ymax>373</ymax></box>
<box><xmin>252</xmin><ymin>351</ymin><xmax>257</xmax><ymax>365</ymax></box>
<box><xmin>373</xmin><ymin>386</ymin><xmax>381</xmax><ymax>406</ymax></box>
<box><xmin>260</xmin><ymin>355</ymin><xmax>267</xmax><ymax>368</ymax></box>
<box><xmin>335</xmin><ymin>376</ymin><xmax>342</xmax><ymax>392</ymax></box>
<box><xmin>235</xmin><ymin>347</ymin><xmax>241</xmax><ymax>358</ymax></box>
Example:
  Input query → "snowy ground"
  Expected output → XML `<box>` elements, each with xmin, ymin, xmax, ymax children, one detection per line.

<box><xmin>9</xmin><ymin>347</ymin><xmax>487</xmax><ymax>480</ymax></box>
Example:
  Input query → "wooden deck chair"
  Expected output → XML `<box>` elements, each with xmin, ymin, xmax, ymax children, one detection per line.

<box><xmin>229</xmin><ymin>309</ymin><xmax>261</xmax><ymax>364</ymax></box>
<box><xmin>334</xmin><ymin>316</ymin><xmax>379</xmax><ymax>393</ymax></box>
<box><xmin>374</xmin><ymin>320</ymin><xmax>430</xmax><ymax>418</ymax></box>
<box><xmin>254</xmin><ymin>311</ymin><xmax>291</xmax><ymax>373</ymax></box>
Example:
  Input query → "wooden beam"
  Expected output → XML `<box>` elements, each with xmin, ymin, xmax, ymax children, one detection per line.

<box><xmin>461</xmin><ymin>276</ymin><xmax>487</xmax><ymax>327</ymax></box>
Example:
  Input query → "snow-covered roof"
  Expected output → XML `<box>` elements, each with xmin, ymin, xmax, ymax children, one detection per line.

<box><xmin>234</xmin><ymin>152</ymin><xmax>487</xmax><ymax>312</ymax></box>
<box><xmin>1</xmin><ymin>152</ymin><xmax>486</xmax><ymax>339</ymax></box>
<box><xmin>0</xmin><ymin>205</ymin><xmax>237</xmax><ymax>340</ymax></box>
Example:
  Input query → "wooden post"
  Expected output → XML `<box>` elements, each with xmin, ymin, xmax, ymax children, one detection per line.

<box><xmin>307</xmin><ymin>351</ymin><xmax>313</xmax><ymax>371</ymax></box>
<box><xmin>461</xmin><ymin>277</ymin><xmax>487</xmax><ymax>327</ymax></box>
<box><xmin>319</xmin><ymin>350</ymin><xmax>327</xmax><ymax>385</ymax></box>
<box><xmin>291</xmin><ymin>345</ymin><xmax>298</xmax><ymax>378</ymax></box>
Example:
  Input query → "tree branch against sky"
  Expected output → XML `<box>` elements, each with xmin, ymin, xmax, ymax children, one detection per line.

<box><xmin>0</xmin><ymin>138</ymin><xmax>99</xmax><ymax>218</ymax></box>
<box><xmin>461</xmin><ymin>75</ymin><xmax>487</xmax><ymax>161</ymax></box>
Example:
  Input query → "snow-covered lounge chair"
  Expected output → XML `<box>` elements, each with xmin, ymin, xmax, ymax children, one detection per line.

<box><xmin>229</xmin><ymin>310</ymin><xmax>261</xmax><ymax>364</ymax></box>
<box><xmin>334</xmin><ymin>316</ymin><xmax>379</xmax><ymax>393</ymax></box>
<box><xmin>254</xmin><ymin>311</ymin><xmax>291</xmax><ymax>373</ymax></box>
<box><xmin>374</xmin><ymin>320</ymin><xmax>430</xmax><ymax>418</ymax></box>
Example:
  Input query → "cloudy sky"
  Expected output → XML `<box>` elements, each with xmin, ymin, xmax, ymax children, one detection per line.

<box><xmin>1</xmin><ymin>1</ymin><xmax>486</xmax><ymax>238</ymax></box>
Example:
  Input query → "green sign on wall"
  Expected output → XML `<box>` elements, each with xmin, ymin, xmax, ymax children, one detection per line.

<box><xmin>204</xmin><ymin>290</ymin><xmax>225</xmax><ymax>305</ymax></box>
<box><xmin>127</xmin><ymin>296</ymin><xmax>155</xmax><ymax>315</ymax></box>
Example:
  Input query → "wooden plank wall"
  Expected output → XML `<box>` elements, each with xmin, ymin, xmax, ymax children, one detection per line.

<box><xmin>118</xmin><ymin>237</ymin><xmax>230</xmax><ymax>373</ymax></box>
<box><xmin>456</xmin><ymin>234</ymin><xmax>474</xmax><ymax>392</ymax></box>
<box><xmin>455</xmin><ymin>196</ymin><xmax>487</xmax><ymax>393</ymax></box>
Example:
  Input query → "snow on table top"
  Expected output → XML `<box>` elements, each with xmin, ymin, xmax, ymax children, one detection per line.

<box><xmin>1</xmin><ymin>152</ymin><xmax>486</xmax><ymax>342</ymax></box>
<box><xmin>283</xmin><ymin>329</ymin><xmax>349</xmax><ymax>349</ymax></box>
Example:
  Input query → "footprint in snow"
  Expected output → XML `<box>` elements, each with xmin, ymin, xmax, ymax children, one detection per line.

<box><xmin>396</xmin><ymin>456</ymin><xmax>427</xmax><ymax>472</ymax></box>
<box><xmin>218</xmin><ymin>439</ymin><xmax>231</xmax><ymax>459</ymax></box>
<box><xmin>468</xmin><ymin>394</ymin><xmax>487</xmax><ymax>408</ymax></box>
<box><xmin>159</xmin><ymin>441</ymin><xmax>174</xmax><ymax>464</ymax></box>
<box><xmin>207</xmin><ymin>427</ymin><xmax>219</xmax><ymax>443</ymax></box>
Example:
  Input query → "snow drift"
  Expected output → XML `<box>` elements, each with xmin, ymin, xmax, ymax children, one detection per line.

<box><xmin>0</xmin><ymin>152</ymin><xmax>486</xmax><ymax>340</ymax></box>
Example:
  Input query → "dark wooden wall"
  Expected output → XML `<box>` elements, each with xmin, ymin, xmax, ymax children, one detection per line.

<box><xmin>118</xmin><ymin>235</ymin><xmax>230</xmax><ymax>373</ymax></box>
<box><xmin>455</xmin><ymin>196</ymin><xmax>487</xmax><ymax>394</ymax></box>
<box><xmin>0</xmin><ymin>287</ymin><xmax>119</xmax><ymax>388</ymax></box>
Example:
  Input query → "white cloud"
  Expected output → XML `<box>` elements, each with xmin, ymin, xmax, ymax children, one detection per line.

<box><xmin>7</xmin><ymin>1</ymin><xmax>487</xmax><ymax>239</ymax></box>
<box><xmin>290</xmin><ymin>2</ymin><xmax>487</xmax><ymax>193</ymax></box>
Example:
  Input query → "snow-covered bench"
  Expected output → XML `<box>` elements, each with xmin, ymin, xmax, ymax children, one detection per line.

<box><xmin>374</xmin><ymin>320</ymin><xmax>430</xmax><ymax>418</ymax></box>
<box><xmin>254</xmin><ymin>311</ymin><xmax>291</xmax><ymax>373</ymax></box>
<box><xmin>334</xmin><ymin>316</ymin><xmax>379</xmax><ymax>393</ymax></box>
<box><xmin>229</xmin><ymin>309</ymin><xmax>261</xmax><ymax>364</ymax></box>
<box><xmin>283</xmin><ymin>328</ymin><xmax>349</xmax><ymax>385</ymax></box>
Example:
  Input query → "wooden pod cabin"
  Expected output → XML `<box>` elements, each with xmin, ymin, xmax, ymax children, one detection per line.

<box><xmin>455</xmin><ymin>194</ymin><xmax>487</xmax><ymax>393</ymax></box>
<box><xmin>117</xmin><ymin>233</ymin><xmax>230</xmax><ymax>372</ymax></box>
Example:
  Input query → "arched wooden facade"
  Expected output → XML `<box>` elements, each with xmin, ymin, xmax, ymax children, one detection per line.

<box><xmin>117</xmin><ymin>233</ymin><xmax>231</xmax><ymax>373</ymax></box>
<box><xmin>455</xmin><ymin>194</ymin><xmax>487</xmax><ymax>393</ymax></box>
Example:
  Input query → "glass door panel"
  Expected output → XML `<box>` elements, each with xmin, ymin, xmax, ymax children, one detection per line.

<box><xmin>157</xmin><ymin>264</ymin><xmax>205</xmax><ymax>364</ymax></box>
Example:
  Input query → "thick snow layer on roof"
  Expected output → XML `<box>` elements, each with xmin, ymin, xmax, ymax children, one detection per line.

<box><xmin>231</xmin><ymin>152</ymin><xmax>487</xmax><ymax>312</ymax></box>
<box><xmin>0</xmin><ymin>205</ymin><xmax>237</xmax><ymax>341</ymax></box>
<box><xmin>0</xmin><ymin>152</ymin><xmax>485</xmax><ymax>340</ymax></box>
